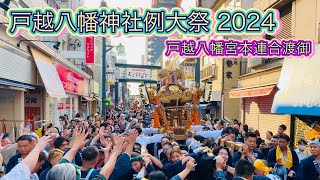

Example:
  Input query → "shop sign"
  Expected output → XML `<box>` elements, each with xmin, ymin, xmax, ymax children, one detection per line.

<box><xmin>107</xmin><ymin>71</ymin><xmax>115</xmax><ymax>84</ymax></box>
<box><xmin>126</xmin><ymin>68</ymin><xmax>151</xmax><ymax>80</ymax></box>
<box><xmin>56</xmin><ymin>64</ymin><xmax>85</xmax><ymax>95</ymax></box>
<box><xmin>25</xmin><ymin>88</ymin><xmax>41</xmax><ymax>107</ymax></box>
<box><xmin>204</xmin><ymin>82</ymin><xmax>212</xmax><ymax>102</ymax></box>
<box><xmin>229</xmin><ymin>86</ymin><xmax>275</xmax><ymax>98</ymax></box>
<box><xmin>25</xmin><ymin>96</ymin><xmax>41</xmax><ymax>107</ymax></box>
<box><xmin>85</xmin><ymin>37</ymin><xmax>95</xmax><ymax>64</ymax></box>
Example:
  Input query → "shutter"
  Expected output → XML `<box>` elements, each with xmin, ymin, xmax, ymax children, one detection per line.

<box><xmin>276</xmin><ymin>3</ymin><xmax>292</xmax><ymax>40</ymax></box>
<box><xmin>0</xmin><ymin>46</ymin><xmax>36</xmax><ymax>85</ymax></box>
<box><xmin>244</xmin><ymin>97</ymin><xmax>259</xmax><ymax>130</ymax></box>
<box><xmin>258</xmin><ymin>94</ymin><xmax>290</xmax><ymax>138</ymax></box>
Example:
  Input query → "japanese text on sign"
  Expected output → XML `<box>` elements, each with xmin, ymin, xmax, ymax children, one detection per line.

<box><xmin>6</xmin><ymin>8</ymin><xmax>280</xmax><ymax>37</ymax></box>
<box><xmin>85</xmin><ymin>37</ymin><xmax>95</xmax><ymax>64</ymax></box>
<box><xmin>126</xmin><ymin>68</ymin><xmax>151</xmax><ymax>80</ymax></box>
<box><xmin>165</xmin><ymin>39</ymin><xmax>314</xmax><ymax>58</ymax></box>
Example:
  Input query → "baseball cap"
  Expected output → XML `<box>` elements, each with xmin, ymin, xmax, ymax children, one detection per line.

<box><xmin>2</xmin><ymin>133</ymin><xmax>9</xmax><ymax>139</ymax></box>
<box><xmin>308</xmin><ymin>138</ymin><xmax>320</xmax><ymax>146</ymax></box>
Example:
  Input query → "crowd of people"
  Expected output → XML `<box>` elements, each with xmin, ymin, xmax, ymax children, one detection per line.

<box><xmin>0</xmin><ymin>109</ymin><xmax>319</xmax><ymax>180</ymax></box>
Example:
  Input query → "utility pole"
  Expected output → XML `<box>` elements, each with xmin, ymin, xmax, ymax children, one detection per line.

<box><xmin>102</xmin><ymin>37</ymin><xmax>107</xmax><ymax>117</ymax></box>
<box><xmin>101</xmin><ymin>0</ymin><xmax>107</xmax><ymax>117</ymax></box>
<box><xmin>195</xmin><ymin>58</ymin><xmax>200</xmax><ymax>85</ymax></box>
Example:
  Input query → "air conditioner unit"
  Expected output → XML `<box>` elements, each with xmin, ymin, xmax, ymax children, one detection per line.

<box><xmin>248</xmin><ymin>58</ymin><xmax>265</xmax><ymax>68</ymax></box>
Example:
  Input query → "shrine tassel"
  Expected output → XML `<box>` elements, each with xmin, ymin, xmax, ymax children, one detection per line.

<box><xmin>153</xmin><ymin>112</ymin><xmax>160</xmax><ymax>128</ymax></box>
<box><xmin>194</xmin><ymin>109</ymin><xmax>200</xmax><ymax>125</ymax></box>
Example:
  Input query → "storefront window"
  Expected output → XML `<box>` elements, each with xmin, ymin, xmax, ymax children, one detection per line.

<box><xmin>57</xmin><ymin>98</ymin><xmax>66</xmax><ymax>119</ymax></box>
<box><xmin>65</xmin><ymin>98</ymin><xmax>71</xmax><ymax>119</ymax></box>
<box><xmin>0</xmin><ymin>89</ymin><xmax>15</xmax><ymax>120</ymax></box>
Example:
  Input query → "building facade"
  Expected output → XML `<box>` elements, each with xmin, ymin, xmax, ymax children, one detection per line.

<box><xmin>197</xmin><ymin>0</ymin><xmax>246</xmax><ymax>121</ymax></box>
<box><xmin>0</xmin><ymin>0</ymin><xmax>94</xmax><ymax>139</ymax></box>
<box><xmin>230</xmin><ymin>0</ymin><xmax>320</xmax><ymax>144</ymax></box>
<box><xmin>146</xmin><ymin>0</ymin><xmax>181</xmax><ymax>65</ymax></box>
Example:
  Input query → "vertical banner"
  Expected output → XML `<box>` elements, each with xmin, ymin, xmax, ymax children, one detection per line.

<box><xmin>139</xmin><ymin>84</ymin><xmax>150</xmax><ymax>105</ymax></box>
<box><xmin>204</xmin><ymin>82</ymin><xmax>212</xmax><ymax>102</ymax></box>
<box><xmin>85</xmin><ymin>37</ymin><xmax>95</xmax><ymax>64</ymax></box>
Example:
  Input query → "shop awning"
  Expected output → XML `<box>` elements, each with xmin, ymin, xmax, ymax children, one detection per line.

<box><xmin>272</xmin><ymin>52</ymin><xmax>320</xmax><ymax>116</ymax></box>
<box><xmin>82</xmin><ymin>96</ymin><xmax>93</xmax><ymax>101</ymax></box>
<box><xmin>229</xmin><ymin>85</ymin><xmax>276</xmax><ymax>98</ymax></box>
<box><xmin>0</xmin><ymin>79</ymin><xmax>35</xmax><ymax>89</ymax></box>
<box><xmin>29</xmin><ymin>47</ymin><xmax>67</xmax><ymax>98</ymax></box>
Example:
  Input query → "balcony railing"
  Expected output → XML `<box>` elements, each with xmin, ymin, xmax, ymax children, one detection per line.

<box><xmin>200</xmin><ymin>65</ymin><xmax>216</xmax><ymax>81</ymax></box>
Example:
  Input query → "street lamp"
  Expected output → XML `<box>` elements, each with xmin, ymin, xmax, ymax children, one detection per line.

<box><xmin>17</xmin><ymin>40</ymin><xmax>61</xmax><ymax>50</ymax></box>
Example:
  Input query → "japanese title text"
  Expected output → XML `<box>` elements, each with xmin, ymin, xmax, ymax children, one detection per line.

<box><xmin>165</xmin><ymin>39</ymin><xmax>314</xmax><ymax>58</ymax></box>
<box><xmin>6</xmin><ymin>7</ymin><xmax>280</xmax><ymax>37</ymax></box>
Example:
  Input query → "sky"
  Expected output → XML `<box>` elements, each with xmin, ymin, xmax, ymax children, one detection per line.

<box><xmin>85</xmin><ymin>0</ymin><xmax>151</xmax><ymax>64</ymax></box>
<box><xmin>85</xmin><ymin>0</ymin><xmax>152</xmax><ymax>95</ymax></box>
